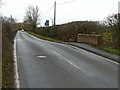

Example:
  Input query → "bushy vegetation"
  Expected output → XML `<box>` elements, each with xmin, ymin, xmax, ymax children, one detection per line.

<box><xmin>27</xmin><ymin>31</ymin><xmax>59</xmax><ymax>42</ymax></box>
<box><xmin>1</xmin><ymin>16</ymin><xmax>17</xmax><ymax>88</ymax></box>
<box><xmin>103</xmin><ymin>47</ymin><xmax>120</xmax><ymax>55</ymax></box>
<box><xmin>35</xmin><ymin>21</ymin><xmax>101</xmax><ymax>42</ymax></box>
<box><xmin>103</xmin><ymin>14</ymin><xmax>119</xmax><ymax>49</ymax></box>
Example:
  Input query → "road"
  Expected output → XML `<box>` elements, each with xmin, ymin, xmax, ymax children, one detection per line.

<box><xmin>16</xmin><ymin>31</ymin><xmax>118</xmax><ymax>88</ymax></box>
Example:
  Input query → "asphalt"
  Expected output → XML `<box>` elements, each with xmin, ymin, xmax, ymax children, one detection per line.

<box><xmin>63</xmin><ymin>42</ymin><xmax>120</xmax><ymax>62</ymax></box>
<box><xmin>16</xmin><ymin>31</ymin><xmax>118</xmax><ymax>88</ymax></box>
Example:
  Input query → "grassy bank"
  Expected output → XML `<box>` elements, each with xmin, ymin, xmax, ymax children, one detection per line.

<box><xmin>103</xmin><ymin>47</ymin><xmax>120</xmax><ymax>55</ymax></box>
<box><xmin>27</xmin><ymin>31</ymin><xmax>60</xmax><ymax>42</ymax></box>
<box><xmin>2</xmin><ymin>22</ymin><xmax>17</xmax><ymax>88</ymax></box>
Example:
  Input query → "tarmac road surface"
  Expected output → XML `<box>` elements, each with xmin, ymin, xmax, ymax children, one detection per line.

<box><xmin>16</xmin><ymin>31</ymin><xmax>118</xmax><ymax>88</ymax></box>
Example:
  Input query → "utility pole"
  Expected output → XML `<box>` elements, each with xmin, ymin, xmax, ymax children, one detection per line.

<box><xmin>54</xmin><ymin>1</ymin><xmax>56</xmax><ymax>25</ymax></box>
<box><xmin>10</xmin><ymin>14</ymin><xmax>12</xmax><ymax>21</ymax></box>
<box><xmin>118</xmin><ymin>1</ymin><xmax>120</xmax><ymax>14</ymax></box>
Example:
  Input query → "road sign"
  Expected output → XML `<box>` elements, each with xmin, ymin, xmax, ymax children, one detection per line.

<box><xmin>45</xmin><ymin>20</ymin><xmax>49</xmax><ymax>26</ymax></box>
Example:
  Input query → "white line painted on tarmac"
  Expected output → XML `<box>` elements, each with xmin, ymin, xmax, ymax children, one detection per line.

<box><xmin>25</xmin><ymin>31</ymin><xmax>119</xmax><ymax>65</ymax></box>
<box><xmin>37</xmin><ymin>56</ymin><xmax>47</xmax><ymax>58</ymax></box>
<box><xmin>14</xmin><ymin>37</ymin><xmax>20</xmax><ymax>88</ymax></box>
<box><xmin>52</xmin><ymin>50</ymin><xmax>86</xmax><ymax>73</ymax></box>
<box><xmin>103</xmin><ymin>58</ymin><xmax>119</xmax><ymax>65</ymax></box>
<box><xmin>68</xmin><ymin>45</ymin><xmax>119</xmax><ymax>65</ymax></box>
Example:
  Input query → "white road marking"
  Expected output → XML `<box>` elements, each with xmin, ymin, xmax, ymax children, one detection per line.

<box><xmin>25</xmin><ymin>31</ymin><xmax>119</xmax><ymax>65</ymax></box>
<box><xmin>68</xmin><ymin>45</ymin><xmax>119</xmax><ymax>65</ymax></box>
<box><xmin>14</xmin><ymin>37</ymin><xmax>20</xmax><ymax>88</ymax></box>
<box><xmin>52</xmin><ymin>50</ymin><xmax>86</xmax><ymax>73</ymax></box>
<box><xmin>103</xmin><ymin>58</ymin><xmax>119</xmax><ymax>64</ymax></box>
<box><xmin>37</xmin><ymin>56</ymin><xmax>47</xmax><ymax>58</ymax></box>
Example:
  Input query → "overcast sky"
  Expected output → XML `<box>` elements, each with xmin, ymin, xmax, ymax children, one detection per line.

<box><xmin>1</xmin><ymin>0</ymin><xmax>119</xmax><ymax>26</ymax></box>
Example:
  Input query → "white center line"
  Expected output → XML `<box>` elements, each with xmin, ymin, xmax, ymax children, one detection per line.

<box><xmin>52</xmin><ymin>50</ymin><xmax>86</xmax><ymax>73</ymax></box>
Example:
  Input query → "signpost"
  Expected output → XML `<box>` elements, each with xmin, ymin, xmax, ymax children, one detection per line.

<box><xmin>45</xmin><ymin>20</ymin><xmax>49</xmax><ymax>26</ymax></box>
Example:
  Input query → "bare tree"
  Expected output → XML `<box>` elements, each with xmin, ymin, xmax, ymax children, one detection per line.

<box><xmin>24</xmin><ymin>6</ymin><xmax>40</xmax><ymax>33</ymax></box>
<box><xmin>103</xmin><ymin>14</ymin><xmax>119</xmax><ymax>49</ymax></box>
<box><xmin>104</xmin><ymin>14</ymin><xmax>118</xmax><ymax>27</ymax></box>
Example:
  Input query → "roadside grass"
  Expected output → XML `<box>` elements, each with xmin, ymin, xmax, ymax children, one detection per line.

<box><xmin>2</xmin><ymin>42</ymin><xmax>14</xmax><ymax>88</ymax></box>
<box><xmin>27</xmin><ymin>31</ymin><xmax>60</xmax><ymax>42</ymax></box>
<box><xmin>2</xmin><ymin>22</ymin><xmax>17</xmax><ymax>88</ymax></box>
<box><xmin>103</xmin><ymin>47</ymin><xmax>120</xmax><ymax>55</ymax></box>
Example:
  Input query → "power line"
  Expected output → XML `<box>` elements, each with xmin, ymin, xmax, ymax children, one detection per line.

<box><xmin>40</xmin><ymin>0</ymin><xmax>77</xmax><ymax>25</ymax></box>
<box><xmin>57</xmin><ymin>0</ymin><xmax>77</xmax><ymax>5</ymax></box>
<box><xmin>40</xmin><ymin>6</ymin><xmax>54</xmax><ymax>18</ymax></box>
<box><xmin>40</xmin><ymin>0</ymin><xmax>77</xmax><ymax>18</ymax></box>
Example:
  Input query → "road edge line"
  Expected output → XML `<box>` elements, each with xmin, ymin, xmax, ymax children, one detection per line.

<box><xmin>24</xmin><ymin>31</ymin><xmax>119</xmax><ymax>64</ymax></box>
<box><xmin>14</xmin><ymin>37</ymin><xmax>20</xmax><ymax>88</ymax></box>
<box><xmin>68</xmin><ymin>44</ymin><xmax>119</xmax><ymax>65</ymax></box>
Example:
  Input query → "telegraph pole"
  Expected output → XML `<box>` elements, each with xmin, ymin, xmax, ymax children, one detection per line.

<box><xmin>54</xmin><ymin>1</ymin><xmax>56</xmax><ymax>25</ymax></box>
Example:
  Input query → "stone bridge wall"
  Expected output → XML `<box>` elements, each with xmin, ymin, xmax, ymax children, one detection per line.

<box><xmin>77</xmin><ymin>34</ymin><xmax>103</xmax><ymax>46</ymax></box>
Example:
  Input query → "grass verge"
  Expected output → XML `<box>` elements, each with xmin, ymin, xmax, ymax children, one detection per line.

<box><xmin>2</xmin><ymin>22</ymin><xmax>17</xmax><ymax>88</ymax></box>
<box><xmin>27</xmin><ymin>31</ymin><xmax>60</xmax><ymax>42</ymax></box>
<box><xmin>103</xmin><ymin>47</ymin><xmax>120</xmax><ymax>55</ymax></box>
